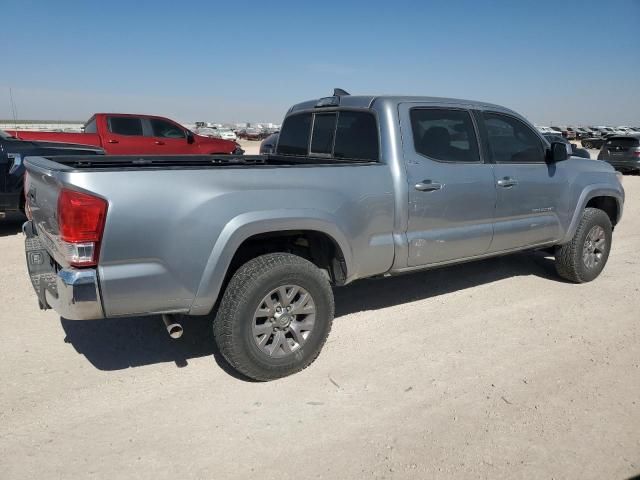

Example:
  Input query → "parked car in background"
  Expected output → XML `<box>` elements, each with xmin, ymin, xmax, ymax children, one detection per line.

<box><xmin>260</xmin><ymin>132</ymin><xmax>279</xmax><ymax>154</ymax></box>
<box><xmin>616</xmin><ymin>126</ymin><xmax>637</xmax><ymax>135</ymax></box>
<box><xmin>549</xmin><ymin>126</ymin><xmax>565</xmax><ymax>137</ymax></box>
<box><xmin>23</xmin><ymin>90</ymin><xmax>624</xmax><ymax>381</ymax></box>
<box><xmin>597</xmin><ymin>134</ymin><xmax>640</xmax><ymax>174</ymax></box>
<box><xmin>193</xmin><ymin>127</ymin><xmax>218</xmax><ymax>137</ymax></box>
<box><xmin>0</xmin><ymin>130</ymin><xmax>103</xmax><ymax>216</ymax></box>
<box><xmin>213</xmin><ymin>128</ymin><xmax>237</xmax><ymax>141</ymax></box>
<box><xmin>8</xmin><ymin>113</ymin><xmax>242</xmax><ymax>155</ymax></box>
<box><xmin>536</xmin><ymin>126</ymin><xmax>556</xmax><ymax>135</ymax></box>
<box><xmin>555</xmin><ymin>125</ymin><xmax>576</xmax><ymax>139</ymax></box>
<box><xmin>595</xmin><ymin>126</ymin><xmax>619</xmax><ymax>136</ymax></box>
<box><xmin>575</xmin><ymin>127</ymin><xmax>595</xmax><ymax>139</ymax></box>
<box><xmin>566</xmin><ymin>126</ymin><xmax>580</xmax><ymax>139</ymax></box>
<box><xmin>581</xmin><ymin>134</ymin><xmax>613</xmax><ymax>150</ymax></box>
<box><xmin>237</xmin><ymin>128</ymin><xmax>267</xmax><ymax>140</ymax></box>
<box><xmin>542</xmin><ymin>133</ymin><xmax>590</xmax><ymax>159</ymax></box>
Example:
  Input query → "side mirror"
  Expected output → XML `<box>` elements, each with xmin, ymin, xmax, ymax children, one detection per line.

<box><xmin>549</xmin><ymin>141</ymin><xmax>569</xmax><ymax>162</ymax></box>
<box><xmin>186</xmin><ymin>131</ymin><xmax>195</xmax><ymax>144</ymax></box>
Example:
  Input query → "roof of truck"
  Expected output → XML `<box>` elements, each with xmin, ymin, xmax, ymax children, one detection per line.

<box><xmin>288</xmin><ymin>94</ymin><xmax>517</xmax><ymax>116</ymax></box>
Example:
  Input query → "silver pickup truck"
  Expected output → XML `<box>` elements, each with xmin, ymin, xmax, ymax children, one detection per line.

<box><xmin>23</xmin><ymin>90</ymin><xmax>624</xmax><ymax>381</ymax></box>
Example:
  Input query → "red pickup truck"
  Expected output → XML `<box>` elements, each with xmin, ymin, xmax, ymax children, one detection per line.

<box><xmin>8</xmin><ymin>113</ymin><xmax>242</xmax><ymax>155</ymax></box>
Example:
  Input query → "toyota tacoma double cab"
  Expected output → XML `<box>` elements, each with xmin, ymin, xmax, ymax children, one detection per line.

<box><xmin>8</xmin><ymin>113</ymin><xmax>242</xmax><ymax>155</ymax></box>
<box><xmin>0</xmin><ymin>130</ymin><xmax>103</xmax><ymax>217</ymax></box>
<box><xmin>23</xmin><ymin>90</ymin><xmax>624</xmax><ymax>381</ymax></box>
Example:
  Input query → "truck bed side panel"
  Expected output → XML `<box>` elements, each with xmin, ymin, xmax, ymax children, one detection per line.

<box><xmin>30</xmin><ymin>162</ymin><xmax>396</xmax><ymax>317</ymax></box>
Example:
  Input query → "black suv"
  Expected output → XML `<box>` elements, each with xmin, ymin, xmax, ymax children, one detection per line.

<box><xmin>597</xmin><ymin>135</ymin><xmax>640</xmax><ymax>174</ymax></box>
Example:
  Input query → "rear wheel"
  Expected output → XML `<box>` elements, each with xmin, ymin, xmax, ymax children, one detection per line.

<box><xmin>583</xmin><ymin>140</ymin><xmax>592</xmax><ymax>149</ymax></box>
<box><xmin>555</xmin><ymin>208</ymin><xmax>612</xmax><ymax>283</ymax></box>
<box><xmin>213</xmin><ymin>253</ymin><xmax>334</xmax><ymax>381</ymax></box>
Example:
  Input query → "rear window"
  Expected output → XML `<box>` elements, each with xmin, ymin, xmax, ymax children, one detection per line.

<box><xmin>277</xmin><ymin>110</ymin><xmax>378</xmax><ymax>161</ymax></box>
<box><xmin>108</xmin><ymin>117</ymin><xmax>143</xmax><ymax>136</ymax></box>
<box><xmin>277</xmin><ymin>113</ymin><xmax>312</xmax><ymax>155</ymax></box>
<box><xmin>605</xmin><ymin>137</ymin><xmax>640</xmax><ymax>149</ymax></box>
<box><xmin>84</xmin><ymin>117</ymin><xmax>97</xmax><ymax>134</ymax></box>
<box><xmin>310</xmin><ymin>113</ymin><xmax>336</xmax><ymax>155</ymax></box>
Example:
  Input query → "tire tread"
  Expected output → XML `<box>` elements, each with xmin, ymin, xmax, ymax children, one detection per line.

<box><xmin>555</xmin><ymin>207</ymin><xmax>611</xmax><ymax>283</ymax></box>
<box><xmin>213</xmin><ymin>253</ymin><xmax>333</xmax><ymax>381</ymax></box>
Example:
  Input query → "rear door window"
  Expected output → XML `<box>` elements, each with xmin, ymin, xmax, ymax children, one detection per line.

<box><xmin>333</xmin><ymin>111</ymin><xmax>379</xmax><ymax>161</ymax></box>
<box><xmin>108</xmin><ymin>117</ymin><xmax>143</xmax><ymax>136</ymax></box>
<box><xmin>410</xmin><ymin>108</ymin><xmax>480</xmax><ymax>162</ymax></box>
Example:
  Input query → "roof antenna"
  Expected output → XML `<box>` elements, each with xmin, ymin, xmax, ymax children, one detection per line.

<box><xmin>9</xmin><ymin>87</ymin><xmax>18</xmax><ymax>131</ymax></box>
<box><xmin>333</xmin><ymin>88</ymin><xmax>350</xmax><ymax>96</ymax></box>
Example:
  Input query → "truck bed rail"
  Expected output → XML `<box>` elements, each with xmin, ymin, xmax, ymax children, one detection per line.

<box><xmin>30</xmin><ymin>154</ymin><xmax>376</xmax><ymax>171</ymax></box>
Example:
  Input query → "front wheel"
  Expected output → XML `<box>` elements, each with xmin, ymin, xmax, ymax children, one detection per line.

<box><xmin>213</xmin><ymin>253</ymin><xmax>334</xmax><ymax>381</ymax></box>
<box><xmin>555</xmin><ymin>208</ymin><xmax>612</xmax><ymax>283</ymax></box>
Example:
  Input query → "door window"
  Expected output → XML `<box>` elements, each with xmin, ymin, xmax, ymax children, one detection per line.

<box><xmin>333</xmin><ymin>111</ymin><xmax>379</xmax><ymax>161</ymax></box>
<box><xmin>483</xmin><ymin>113</ymin><xmax>545</xmax><ymax>163</ymax></box>
<box><xmin>410</xmin><ymin>108</ymin><xmax>480</xmax><ymax>163</ymax></box>
<box><xmin>150</xmin><ymin>119</ymin><xmax>186</xmax><ymax>139</ymax></box>
<box><xmin>107</xmin><ymin>117</ymin><xmax>143</xmax><ymax>136</ymax></box>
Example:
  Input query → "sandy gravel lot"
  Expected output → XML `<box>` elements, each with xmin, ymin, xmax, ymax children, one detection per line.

<box><xmin>0</xmin><ymin>156</ymin><xmax>638</xmax><ymax>479</ymax></box>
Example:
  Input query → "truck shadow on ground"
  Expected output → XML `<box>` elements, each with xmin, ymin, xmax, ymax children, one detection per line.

<box><xmin>60</xmin><ymin>250</ymin><xmax>559</xmax><ymax>378</ymax></box>
<box><xmin>0</xmin><ymin>214</ymin><xmax>25</xmax><ymax>237</ymax></box>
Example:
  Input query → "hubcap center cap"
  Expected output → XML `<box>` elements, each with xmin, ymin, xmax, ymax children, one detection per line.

<box><xmin>274</xmin><ymin>312</ymin><xmax>292</xmax><ymax>328</ymax></box>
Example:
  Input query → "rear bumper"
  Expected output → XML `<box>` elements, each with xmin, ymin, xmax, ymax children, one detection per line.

<box><xmin>603</xmin><ymin>159</ymin><xmax>640</xmax><ymax>171</ymax></box>
<box><xmin>24</xmin><ymin>221</ymin><xmax>104</xmax><ymax>320</ymax></box>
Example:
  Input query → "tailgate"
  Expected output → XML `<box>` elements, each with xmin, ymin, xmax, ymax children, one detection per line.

<box><xmin>24</xmin><ymin>155</ymin><xmax>108</xmax><ymax>269</ymax></box>
<box><xmin>24</xmin><ymin>156</ymin><xmax>67</xmax><ymax>265</ymax></box>
<box><xmin>601</xmin><ymin>137</ymin><xmax>640</xmax><ymax>161</ymax></box>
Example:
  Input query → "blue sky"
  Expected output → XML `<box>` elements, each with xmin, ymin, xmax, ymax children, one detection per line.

<box><xmin>2</xmin><ymin>0</ymin><xmax>639</xmax><ymax>124</ymax></box>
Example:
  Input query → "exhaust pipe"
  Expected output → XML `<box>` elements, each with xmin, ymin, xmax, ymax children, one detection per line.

<box><xmin>162</xmin><ymin>314</ymin><xmax>183</xmax><ymax>339</ymax></box>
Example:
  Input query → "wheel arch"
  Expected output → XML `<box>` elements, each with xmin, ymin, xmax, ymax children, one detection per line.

<box><xmin>561</xmin><ymin>185</ymin><xmax>624</xmax><ymax>244</ymax></box>
<box><xmin>189</xmin><ymin>210</ymin><xmax>353</xmax><ymax>316</ymax></box>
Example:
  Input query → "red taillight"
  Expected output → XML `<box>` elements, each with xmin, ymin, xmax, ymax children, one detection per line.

<box><xmin>633</xmin><ymin>148</ymin><xmax>640</xmax><ymax>158</ymax></box>
<box><xmin>57</xmin><ymin>189</ymin><xmax>107</xmax><ymax>266</ymax></box>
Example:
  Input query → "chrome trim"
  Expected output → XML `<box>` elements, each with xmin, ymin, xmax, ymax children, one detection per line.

<box><xmin>45</xmin><ymin>268</ymin><xmax>104</xmax><ymax>320</ymax></box>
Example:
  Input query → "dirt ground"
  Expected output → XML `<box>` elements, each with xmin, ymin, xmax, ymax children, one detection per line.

<box><xmin>0</xmin><ymin>150</ymin><xmax>638</xmax><ymax>479</ymax></box>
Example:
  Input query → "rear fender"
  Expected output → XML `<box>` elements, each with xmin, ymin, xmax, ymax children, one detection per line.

<box><xmin>189</xmin><ymin>209</ymin><xmax>353</xmax><ymax>315</ymax></box>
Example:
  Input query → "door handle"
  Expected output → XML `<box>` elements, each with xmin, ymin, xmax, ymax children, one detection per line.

<box><xmin>497</xmin><ymin>177</ymin><xmax>518</xmax><ymax>188</ymax></box>
<box><xmin>154</xmin><ymin>141</ymin><xmax>165</xmax><ymax>145</ymax></box>
<box><xmin>107</xmin><ymin>139</ymin><xmax>119</xmax><ymax>144</ymax></box>
<box><xmin>415</xmin><ymin>180</ymin><xmax>443</xmax><ymax>192</ymax></box>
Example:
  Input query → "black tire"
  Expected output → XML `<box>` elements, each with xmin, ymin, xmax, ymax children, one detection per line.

<box><xmin>555</xmin><ymin>208</ymin><xmax>612</xmax><ymax>283</ymax></box>
<box><xmin>583</xmin><ymin>141</ymin><xmax>592</xmax><ymax>149</ymax></box>
<box><xmin>213</xmin><ymin>253</ymin><xmax>334</xmax><ymax>381</ymax></box>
